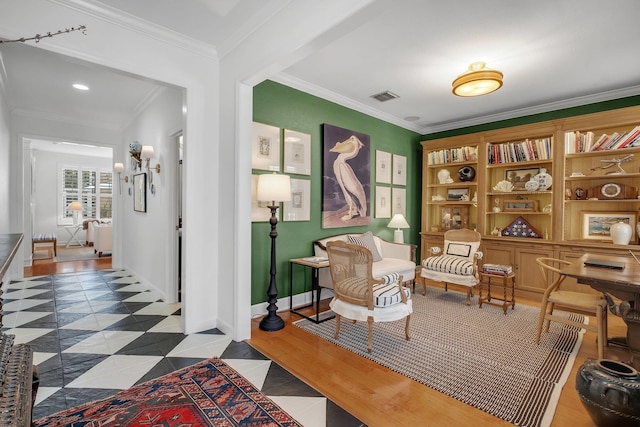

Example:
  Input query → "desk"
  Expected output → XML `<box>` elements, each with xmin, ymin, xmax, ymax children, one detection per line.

<box><xmin>560</xmin><ymin>253</ymin><xmax>640</xmax><ymax>367</ymax></box>
<box><xmin>64</xmin><ymin>225</ymin><xmax>84</xmax><ymax>248</ymax></box>
<box><xmin>289</xmin><ymin>258</ymin><xmax>334</xmax><ymax>324</ymax></box>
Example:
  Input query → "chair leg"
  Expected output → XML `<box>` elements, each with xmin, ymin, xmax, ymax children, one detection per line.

<box><xmin>367</xmin><ymin>317</ymin><xmax>373</xmax><ymax>353</ymax></box>
<box><xmin>405</xmin><ymin>314</ymin><xmax>411</xmax><ymax>341</ymax></box>
<box><xmin>334</xmin><ymin>314</ymin><xmax>342</xmax><ymax>339</ymax></box>
<box><xmin>544</xmin><ymin>302</ymin><xmax>555</xmax><ymax>333</ymax></box>
<box><xmin>444</xmin><ymin>282</ymin><xmax>448</xmax><ymax>292</ymax></box>
<box><xmin>466</xmin><ymin>288</ymin><xmax>471</xmax><ymax>305</ymax></box>
<box><xmin>535</xmin><ymin>298</ymin><xmax>549</xmax><ymax>345</ymax></box>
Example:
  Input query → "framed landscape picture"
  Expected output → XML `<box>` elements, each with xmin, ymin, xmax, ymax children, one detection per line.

<box><xmin>582</xmin><ymin>212</ymin><xmax>636</xmax><ymax>241</ymax></box>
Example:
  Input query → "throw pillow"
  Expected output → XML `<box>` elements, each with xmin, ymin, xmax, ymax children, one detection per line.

<box><xmin>348</xmin><ymin>231</ymin><xmax>383</xmax><ymax>262</ymax></box>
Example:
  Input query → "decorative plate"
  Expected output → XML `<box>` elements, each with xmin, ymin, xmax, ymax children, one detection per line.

<box><xmin>524</xmin><ymin>179</ymin><xmax>539</xmax><ymax>191</ymax></box>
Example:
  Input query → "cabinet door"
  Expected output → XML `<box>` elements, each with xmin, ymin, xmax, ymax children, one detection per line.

<box><xmin>514</xmin><ymin>246</ymin><xmax>554</xmax><ymax>293</ymax></box>
<box><xmin>481</xmin><ymin>242</ymin><xmax>515</xmax><ymax>267</ymax></box>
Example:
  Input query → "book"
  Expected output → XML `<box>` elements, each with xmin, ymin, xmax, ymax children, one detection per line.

<box><xmin>302</xmin><ymin>256</ymin><xmax>328</xmax><ymax>263</ymax></box>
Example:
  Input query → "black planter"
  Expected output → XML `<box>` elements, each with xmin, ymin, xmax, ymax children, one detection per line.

<box><xmin>576</xmin><ymin>359</ymin><xmax>640</xmax><ymax>426</ymax></box>
<box><xmin>457</xmin><ymin>166</ymin><xmax>476</xmax><ymax>182</ymax></box>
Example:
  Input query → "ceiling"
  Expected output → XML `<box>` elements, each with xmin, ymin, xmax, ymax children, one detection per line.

<box><xmin>2</xmin><ymin>0</ymin><xmax>640</xmax><ymax>136</ymax></box>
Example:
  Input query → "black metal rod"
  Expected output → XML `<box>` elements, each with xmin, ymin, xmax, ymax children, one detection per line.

<box><xmin>259</xmin><ymin>204</ymin><xmax>285</xmax><ymax>331</ymax></box>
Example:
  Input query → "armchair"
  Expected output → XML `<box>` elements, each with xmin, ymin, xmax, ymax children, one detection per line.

<box><xmin>418</xmin><ymin>229</ymin><xmax>482</xmax><ymax>305</ymax></box>
<box><xmin>326</xmin><ymin>240</ymin><xmax>412</xmax><ymax>353</ymax></box>
<box><xmin>93</xmin><ymin>223</ymin><xmax>113</xmax><ymax>257</ymax></box>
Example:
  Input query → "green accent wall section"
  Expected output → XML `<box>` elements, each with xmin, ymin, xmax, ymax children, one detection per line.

<box><xmin>252</xmin><ymin>80</ymin><xmax>422</xmax><ymax>305</ymax></box>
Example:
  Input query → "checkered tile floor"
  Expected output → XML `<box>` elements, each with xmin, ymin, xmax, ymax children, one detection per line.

<box><xmin>2</xmin><ymin>269</ymin><xmax>364</xmax><ymax>426</ymax></box>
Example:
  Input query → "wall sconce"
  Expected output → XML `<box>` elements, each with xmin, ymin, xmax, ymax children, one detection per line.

<box><xmin>113</xmin><ymin>162</ymin><xmax>128</xmax><ymax>194</ymax></box>
<box><xmin>140</xmin><ymin>146</ymin><xmax>161</xmax><ymax>191</ymax></box>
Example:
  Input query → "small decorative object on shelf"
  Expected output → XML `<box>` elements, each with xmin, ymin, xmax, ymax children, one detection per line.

<box><xmin>575</xmin><ymin>187</ymin><xmax>585</xmax><ymax>200</ymax></box>
<box><xmin>493</xmin><ymin>180</ymin><xmax>514</xmax><ymax>192</ymax></box>
<box><xmin>610</xmin><ymin>221</ymin><xmax>632</xmax><ymax>245</ymax></box>
<box><xmin>457</xmin><ymin>166</ymin><xmax>476</xmax><ymax>182</ymax></box>
<box><xmin>501</xmin><ymin>216</ymin><xmax>542</xmax><ymax>238</ymax></box>
<box><xmin>542</xmin><ymin>204</ymin><xmax>552</xmax><ymax>213</ymax></box>
<box><xmin>493</xmin><ymin>199</ymin><xmax>501</xmax><ymax>213</ymax></box>
<box><xmin>524</xmin><ymin>179</ymin><xmax>539</xmax><ymax>191</ymax></box>
<box><xmin>590</xmin><ymin>154</ymin><xmax>634</xmax><ymax>175</ymax></box>
<box><xmin>437</xmin><ymin>169</ymin><xmax>454</xmax><ymax>184</ymax></box>
<box><xmin>533</xmin><ymin>168</ymin><xmax>552</xmax><ymax>190</ymax></box>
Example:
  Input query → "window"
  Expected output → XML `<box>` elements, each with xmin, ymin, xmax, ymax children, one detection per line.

<box><xmin>60</xmin><ymin>166</ymin><xmax>113</xmax><ymax>224</ymax></box>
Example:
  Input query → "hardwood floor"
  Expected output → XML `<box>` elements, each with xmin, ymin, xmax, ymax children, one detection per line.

<box><xmin>24</xmin><ymin>257</ymin><xmax>623</xmax><ymax>426</ymax></box>
<box><xmin>248</xmin><ymin>283</ymin><xmax>630</xmax><ymax>427</ymax></box>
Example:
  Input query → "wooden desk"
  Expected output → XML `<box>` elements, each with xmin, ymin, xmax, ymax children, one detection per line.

<box><xmin>560</xmin><ymin>253</ymin><xmax>640</xmax><ymax>367</ymax></box>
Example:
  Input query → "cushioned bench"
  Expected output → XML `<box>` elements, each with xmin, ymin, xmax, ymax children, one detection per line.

<box><xmin>32</xmin><ymin>233</ymin><xmax>57</xmax><ymax>258</ymax></box>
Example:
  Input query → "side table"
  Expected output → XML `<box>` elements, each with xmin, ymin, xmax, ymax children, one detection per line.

<box><xmin>478</xmin><ymin>271</ymin><xmax>516</xmax><ymax>315</ymax></box>
<box><xmin>64</xmin><ymin>225</ymin><xmax>84</xmax><ymax>248</ymax></box>
<box><xmin>289</xmin><ymin>258</ymin><xmax>334</xmax><ymax>323</ymax></box>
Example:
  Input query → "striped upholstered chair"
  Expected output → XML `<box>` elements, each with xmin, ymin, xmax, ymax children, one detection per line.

<box><xmin>326</xmin><ymin>240</ymin><xmax>412</xmax><ymax>353</ymax></box>
<box><xmin>419</xmin><ymin>229</ymin><xmax>482</xmax><ymax>305</ymax></box>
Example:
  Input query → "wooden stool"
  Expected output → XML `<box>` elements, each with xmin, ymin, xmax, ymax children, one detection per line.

<box><xmin>478</xmin><ymin>271</ymin><xmax>515</xmax><ymax>314</ymax></box>
<box><xmin>32</xmin><ymin>233</ymin><xmax>57</xmax><ymax>258</ymax></box>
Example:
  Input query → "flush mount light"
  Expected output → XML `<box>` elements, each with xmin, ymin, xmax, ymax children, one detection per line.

<box><xmin>452</xmin><ymin>62</ymin><xmax>503</xmax><ymax>97</ymax></box>
<box><xmin>72</xmin><ymin>83</ymin><xmax>89</xmax><ymax>91</ymax></box>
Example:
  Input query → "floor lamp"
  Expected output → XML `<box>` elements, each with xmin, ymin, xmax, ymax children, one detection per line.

<box><xmin>257</xmin><ymin>173</ymin><xmax>292</xmax><ymax>332</ymax></box>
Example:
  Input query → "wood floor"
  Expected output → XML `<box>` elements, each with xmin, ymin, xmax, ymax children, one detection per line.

<box><xmin>25</xmin><ymin>256</ymin><xmax>624</xmax><ymax>426</ymax></box>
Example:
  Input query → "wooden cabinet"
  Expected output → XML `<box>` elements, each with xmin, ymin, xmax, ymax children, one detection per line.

<box><xmin>420</xmin><ymin>105</ymin><xmax>640</xmax><ymax>296</ymax></box>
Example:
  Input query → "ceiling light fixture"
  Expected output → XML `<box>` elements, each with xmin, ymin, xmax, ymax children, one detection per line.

<box><xmin>72</xmin><ymin>83</ymin><xmax>89</xmax><ymax>91</ymax></box>
<box><xmin>452</xmin><ymin>62</ymin><xmax>503</xmax><ymax>97</ymax></box>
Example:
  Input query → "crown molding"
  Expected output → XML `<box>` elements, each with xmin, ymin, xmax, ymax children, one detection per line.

<box><xmin>50</xmin><ymin>0</ymin><xmax>218</xmax><ymax>60</ymax></box>
<box><xmin>11</xmin><ymin>107</ymin><xmax>121</xmax><ymax>132</ymax></box>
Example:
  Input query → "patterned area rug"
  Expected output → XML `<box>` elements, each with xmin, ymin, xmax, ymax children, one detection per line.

<box><xmin>295</xmin><ymin>288</ymin><xmax>585</xmax><ymax>427</ymax></box>
<box><xmin>34</xmin><ymin>358</ymin><xmax>301</xmax><ymax>427</ymax></box>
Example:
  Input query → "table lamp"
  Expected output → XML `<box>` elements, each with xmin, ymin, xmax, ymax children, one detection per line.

<box><xmin>256</xmin><ymin>173</ymin><xmax>291</xmax><ymax>331</ymax></box>
<box><xmin>66</xmin><ymin>201</ymin><xmax>84</xmax><ymax>226</ymax></box>
<box><xmin>388</xmin><ymin>213</ymin><xmax>410</xmax><ymax>243</ymax></box>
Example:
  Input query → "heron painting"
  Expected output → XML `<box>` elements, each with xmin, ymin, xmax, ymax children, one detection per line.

<box><xmin>322</xmin><ymin>124</ymin><xmax>370</xmax><ymax>228</ymax></box>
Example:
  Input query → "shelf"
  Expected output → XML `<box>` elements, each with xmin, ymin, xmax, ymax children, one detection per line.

<box><xmin>564</xmin><ymin>146</ymin><xmax>640</xmax><ymax>159</ymax></box>
<box><xmin>486</xmin><ymin>191</ymin><xmax>552</xmax><ymax>196</ymax></box>
<box><xmin>427</xmin><ymin>159</ymin><xmax>476</xmax><ymax>168</ymax></box>
<box><xmin>427</xmin><ymin>182</ymin><xmax>477</xmax><ymax>188</ymax></box>
<box><xmin>565</xmin><ymin>172</ymin><xmax>640</xmax><ymax>181</ymax></box>
<box><xmin>427</xmin><ymin>201</ymin><xmax>476</xmax><ymax>206</ymax></box>
<box><xmin>487</xmin><ymin>212</ymin><xmax>551</xmax><ymax>215</ymax></box>
<box><xmin>564</xmin><ymin>199</ymin><xmax>640</xmax><ymax>203</ymax></box>
<box><xmin>486</xmin><ymin>159</ymin><xmax>552</xmax><ymax>168</ymax></box>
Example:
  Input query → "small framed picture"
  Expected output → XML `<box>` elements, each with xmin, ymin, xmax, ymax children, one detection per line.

<box><xmin>392</xmin><ymin>154</ymin><xmax>407</xmax><ymax>186</ymax></box>
<box><xmin>284</xmin><ymin>129</ymin><xmax>311</xmax><ymax>175</ymax></box>
<box><xmin>283</xmin><ymin>178</ymin><xmax>310</xmax><ymax>221</ymax></box>
<box><xmin>375</xmin><ymin>186</ymin><xmax>391</xmax><ymax>218</ymax></box>
<box><xmin>133</xmin><ymin>173</ymin><xmax>147</xmax><ymax>213</ymax></box>
<box><xmin>582</xmin><ymin>212</ymin><xmax>636</xmax><ymax>241</ymax></box>
<box><xmin>502</xmin><ymin>199</ymin><xmax>539</xmax><ymax>212</ymax></box>
<box><xmin>392</xmin><ymin>187</ymin><xmax>406</xmax><ymax>216</ymax></box>
<box><xmin>505</xmin><ymin>168</ymin><xmax>539</xmax><ymax>191</ymax></box>
<box><xmin>447</xmin><ymin>188</ymin><xmax>469</xmax><ymax>201</ymax></box>
<box><xmin>251</xmin><ymin>122</ymin><xmax>280</xmax><ymax>171</ymax></box>
<box><xmin>251</xmin><ymin>174</ymin><xmax>272</xmax><ymax>222</ymax></box>
<box><xmin>440</xmin><ymin>205</ymin><xmax>469</xmax><ymax>231</ymax></box>
<box><xmin>376</xmin><ymin>150</ymin><xmax>392</xmax><ymax>184</ymax></box>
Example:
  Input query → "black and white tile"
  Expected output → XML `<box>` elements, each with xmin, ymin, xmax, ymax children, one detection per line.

<box><xmin>2</xmin><ymin>269</ymin><xmax>364</xmax><ymax>426</ymax></box>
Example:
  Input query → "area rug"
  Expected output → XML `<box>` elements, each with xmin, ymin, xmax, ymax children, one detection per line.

<box><xmin>34</xmin><ymin>357</ymin><xmax>302</xmax><ymax>427</ymax></box>
<box><xmin>33</xmin><ymin>246</ymin><xmax>110</xmax><ymax>262</ymax></box>
<box><xmin>295</xmin><ymin>288</ymin><xmax>585</xmax><ymax>427</ymax></box>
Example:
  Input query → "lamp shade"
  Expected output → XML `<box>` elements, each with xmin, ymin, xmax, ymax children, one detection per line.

<box><xmin>257</xmin><ymin>173</ymin><xmax>291</xmax><ymax>203</ymax></box>
<box><xmin>452</xmin><ymin>62</ymin><xmax>503</xmax><ymax>97</ymax></box>
<box><xmin>388</xmin><ymin>214</ymin><xmax>410</xmax><ymax>229</ymax></box>
<box><xmin>66</xmin><ymin>201</ymin><xmax>84</xmax><ymax>211</ymax></box>
<box><xmin>114</xmin><ymin>162</ymin><xmax>124</xmax><ymax>173</ymax></box>
<box><xmin>141</xmin><ymin>145</ymin><xmax>155</xmax><ymax>159</ymax></box>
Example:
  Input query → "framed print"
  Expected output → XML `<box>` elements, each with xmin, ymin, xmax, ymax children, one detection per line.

<box><xmin>251</xmin><ymin>122</ymin><xmax>280</xmax><ymax>171</ymax></box>
<box><xmin>251</xmin><ymin>174</ymin><xmax>272</xmax><ymax>222</ymax></box>
<box><xmin>284</xmin><ymin>129</ymin><xmax>311</xmax><ymax>175</ymax></box>
<box><xmin>375</xmin><ymin>186</ymin><xmax>391</xmax><ymax>218</ymax></box>
<box><xmin>440</xmin><ymin>205</ymin><xmax>469</xmax><ymax>231</ymax></box>
<box><xmin>392</xmin><ymin>154</ymin><xmax>407</xmax><ymax>186</ymax></box>
<box><xmin>447</xmin><ymin>188</ymin><xmax>470</xmax><ymax>201</ymax></box>
<box><xmin>505</xmin><ymin>167</ymin><xmax>539</xmax><ymax>191</ymax></box>
<box><xmin>392</xmin><ymin>187</ymin><xmax>406</xmax><ymax>216</ymax></box>
<box><xmin>502</xmin><ymin>199</ymin><xmax>539</xmax><ymax>212</ymax></box>
<box><xmin>283</xmin><ymin>178</ymin><xmax>310</xmax><ymax>221</ymax></box>
<box><xmin>375</xmin><ymin>150</ymin><xmax>391</xmax><ymax>184</ymax></box>
<box><xmin>582</xmin><ymin>212</ymin><xmax>636</xmax><ymax>241</ymax></box>
<box><xmin>322</xmin><ymin>124</ymin><xmax>370</xmax><ymax>228</ymax></box>
<box><xmin>133</xmin><ymin>173</ymin><xmax>147</xmax><ymax>212</ymax></box>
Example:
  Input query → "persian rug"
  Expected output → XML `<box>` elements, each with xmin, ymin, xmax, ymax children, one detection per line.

<box><xmin>34</xmin><ymin>358</ymin><xmax>302</xmax><ymax>427</ymax></box>
<box><xmin>295</xmin><ymin>287</ymin><xmax>585</xmax><ymax>427</ymax></box>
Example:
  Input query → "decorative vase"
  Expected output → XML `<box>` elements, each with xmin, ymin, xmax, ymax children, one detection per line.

<box><xmin>610</xmin><ymin>221</ymin><xmax>632</xmax><ymax>245</ymax></box>
<box><xmin>533</xmin><ymin>168</ymin><xmax>552</xmax><ymax>190</ymax></box>
<box><xmin>575</xmin><ymin>359</ymin><xmax>640</xmax><ymax>427</ymax></box>
<box><xmin>457</xmin><ymin>166</ymin><xmax>476</xmax><ymax>182</ymax></box>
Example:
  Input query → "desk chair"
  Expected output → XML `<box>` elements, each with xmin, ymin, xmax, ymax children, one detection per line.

<box><xmin>535</xmin><ymin>257</ymin><xmax>608</xmax><ymax>359</ymax></box>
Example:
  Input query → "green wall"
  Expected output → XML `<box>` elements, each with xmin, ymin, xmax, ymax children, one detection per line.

<box><xmin>252</xmin><ymin>80</ymin><xmax>422</xmax><ymax>305</ymax></box>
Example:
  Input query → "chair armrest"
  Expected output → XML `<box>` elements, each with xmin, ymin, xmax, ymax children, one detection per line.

<box><xmin>475</xmin><ymin>251</ymin><xmax>483</xmax><ymax>260</ymax></box>
<box><xmin>377</xmin><ymin>239</ymin><xmax>416</xmax><ymax>262</ymax></box>
<box><xmin>430</xmin><ymin>246</ymin><xmax>442</xmax><ymax>255</ymax></box>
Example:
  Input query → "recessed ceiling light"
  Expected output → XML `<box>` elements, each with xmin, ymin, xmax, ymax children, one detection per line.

<box><xmin>72</xmin><ymin>83</ymin><xmax>89</xmax><ymax>91</ymax></box>
<box><xmin>404</xmin><ymin>116</ymin><xmax>420</xmax><ymax>122</ymax></box>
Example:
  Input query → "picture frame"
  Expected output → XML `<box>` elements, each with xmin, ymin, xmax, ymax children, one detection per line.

<box><xmin>251</xmin><ymin>122</ymin><xmax>281</xmax><ymax>171</ymax></box>
<box><xmin>392</xmin><ymin>154</ymin><xmax>407</xmax><ymax>186</ymax></box>
<box><xmin>440</xmin><ymin>205</ymin><xmax>469</xmax><ymax>231</ymax></box>
<box><xmin>251</xmin><ymin>174</ymin><xmax>272</xmax><ymax>222</ymax></box>
<box><xmin>392</xmin><ymin>187</ymin><xmax>406</xmax><ymax>216</ymax></box>
<box><xmin>133</xmin><ymin>173</ymin><xmax>147</xmax><ymax>213</ymax></box>
<box><xmin>505</xmin><ymin>167</ymin><xmax>539</xmax><ymax>191</ymax></box>
<box><xmin>447</xmin><ymin>188</ymin><xmax>470</xmax><ymax>201</ymax></box>
<box><xmin>502</xmin><ymin>199</ymin><xmax>539</xmax><ymax>212</ymax></box>
<box><xmin>375</xmin><ymin>186</ymin><xmax>391</xmax><ymax>218</ymax></box>
<box><xmin>283</xmin><ymin>129</ymin><xmax>311</xmax><ymax>175</ymax></box>
<box><xmin>283</xmin><ymin>178</ymin><xmax>310</xmax><ymax>221</ymax></box>
<box><xmin>581</xmin><ymin>212</ymin><xmax>637</xmax><ymax>241</ymax></box>
<box><xmin>375</xmin><ymin>150</ymin><xmax>391</xmax><ymax>184</ymax></box>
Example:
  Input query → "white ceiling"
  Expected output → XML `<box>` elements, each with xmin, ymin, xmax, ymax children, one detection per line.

<box><xmin>2</xmin><ymin>0</ymin><xmax>640</xmax><ymax>136</ymax></box>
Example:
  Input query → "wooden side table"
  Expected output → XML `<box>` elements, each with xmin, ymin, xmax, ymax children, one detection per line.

<box><xmin>478</xmin><ymin>271</ymin><xmax>516</xmax><ymax>314</ymax></box>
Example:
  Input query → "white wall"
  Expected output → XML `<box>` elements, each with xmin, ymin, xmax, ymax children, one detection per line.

<box><xmin>0</xmin><ymin>77</ymin><xmax>10</xmax><ymax>233</ymax></box>
<box><xmin>120</xmin><ymin>87</ymin><xmax>183</xmax><ymax>303</ymax></box>
<box><xmin>31</xmin><ymin>148</ymin><xmax>111</xmax><ymax>243</ymax></box>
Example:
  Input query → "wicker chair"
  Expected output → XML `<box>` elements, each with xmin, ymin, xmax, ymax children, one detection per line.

<box><xmin>326</xmin><ymin>240</ymin><xmax>412</xmax><ymax>353</ymax></box>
